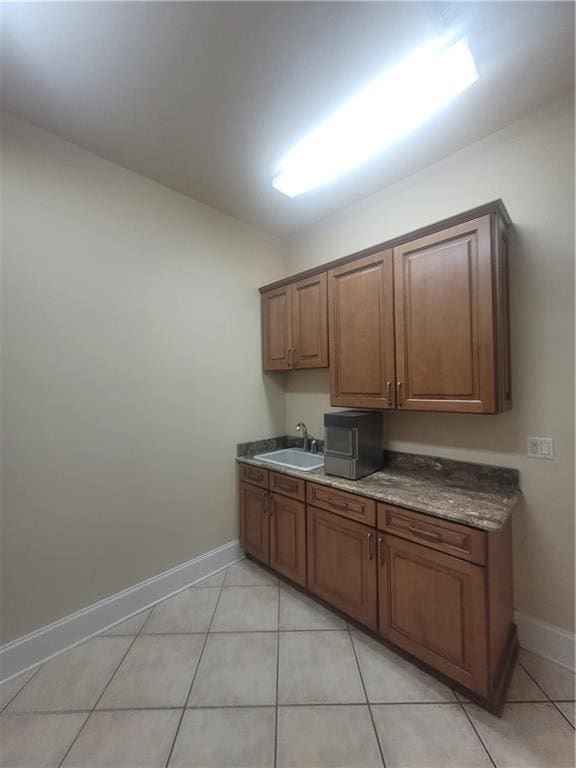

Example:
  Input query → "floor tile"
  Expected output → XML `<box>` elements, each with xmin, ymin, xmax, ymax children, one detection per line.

<box><xmin>0</xmin><ymin>669</ymin><xmax>38</xmax><ymax>710</ymax></box>
<box><xmin>508</xmin><ymin>663</ymin><xmax>548</xmax><ymax>701</ymax></box>
<box><xmin>278</xmin><ymin>630</ymin><xmax>365</xmax><ymax>704</ymax></box>
<box><xmin>143</xmin><ymin>588</ymin><xmax>219</xmax><ymax>634</ymax></box>
<box><xmin>279</xmin><ymin>585</ymin><xmax>347</xmax><ymax>631</ymax></box>
<box><xmin>466</xmin><ymin>701</ymin><xmax>576</xmax><ymax>767</ymax></box>
<box><xmin>97</xmin><ymin>634</ymin><xmax>204</xmax><ymax>709</ymax></box>
<box><xmin>169</xmin><ymin>707</ymin><xmax>275</xmax><ymax>767</ymax></box>
<box><xmin>211</xmin><ymin>586</ymin><xmax>278</xmax><ymax>632</ymax></box>
<box><xmin>223</xmin><ymin>559</ymin><xmax>278</xmax><ymax>587</ymax></box>
<box><xmin>9</xmin><ymin>637</ymin><xmax>132</xmax><ymax>712</ymax></box>
<box><xmin>277</xmin><ymin>705</ymin><xmax>382</xmax><ymax>768</ymax></box>
<box><xmin>351</xmin><ymin>630</ymin><xmax>456</xmax><ymax>703</ymax></box>
<box><xmin>62</xmin><ymin>709</ymin><xmax>180</xmax><ymax>767</ymax></box>
<box><xmin>0</xmin><ymin>713</ymin><xmax>86</xmax><ymax>767</ymax></box>
<box><xmin>103</xmin><ymin>609</ymin><xmax>151</xmax><ymax>636</ymax></box>
<box><xmin>192</xmin><ymin>569</ymin><xmax>226</xmax><ymax>588</ymax></box>
<box><xmin>456</xmin><ymin>662</ymin><xmax>548</xmax><ymax>704</ymax></box>
<box><xmin>372</xmin><ymin>703</ymin><xmax>492</xmax><ymax>767</ymax></box>
<box><xmin>188</xmin><ymin>632</ymin><xmax>277</xmax><ymax>706</ymax></box>
<box><xmin>555</xmin><ymin>701</ymin><xmax>575</xmax><ymax>727</ymax></box>
<box><xmin>519</xmin><ymin>650</ymin><xmax>575</xmax><ymax>701</ymax></box>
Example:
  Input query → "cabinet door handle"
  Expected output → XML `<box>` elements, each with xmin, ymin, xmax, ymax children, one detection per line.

<box><xmin>387</xmin><ymin>381</ymin><xmax>393</xmax><ymax>406</ymax></box>
<box><xmin>269</xmin><ymin>497</ymin><xmax>274</xmax><ymax>517</ymax></box>
<box><xmin>397</xmin><ymin>381</ymin><xmax>403</xmax><ymax>406</ymax></box>
<box><xmin>378</xmin><ymin>535</ymin><xmax>385</xmax><ymax>565</ymax></box>
<box><xmin>292</xmin><ymin>347</ymin><xmax>298</xmax><ymax>367</ymax></box>
<box><xmin>408</xmin><ymin>525</ymin><xmax>442</xmax><ymax>542</ymax></box>
<box><xmin>263</xmin><ymin>494</ymin><xmax>268</xmax><ymax>515</ymax></box>
<box><xmin>287</xmin><ymin>349</ymin><xmax>292</xmax><ymax>368</ymax></box>
<box><xmin>368</xmin><ymin>532</ymin><xmax>374</xmax><ymax>560</ymax></box>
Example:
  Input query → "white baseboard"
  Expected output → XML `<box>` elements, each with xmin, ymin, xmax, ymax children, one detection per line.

<box><xmin>0</xmin><ymin>539</ymin><xmax>243</xmax><ymax>683</ymax></box>
<box><xmin>515</xmin><ymin>610</ymin><xmax>575</xmax><ymax>671</ymax></box>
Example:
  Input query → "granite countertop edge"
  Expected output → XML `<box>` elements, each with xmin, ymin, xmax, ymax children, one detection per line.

<box><xmin>236</xmin><ymin>454</ymin><xmax>520</xmax><ymax>532</ymax></box>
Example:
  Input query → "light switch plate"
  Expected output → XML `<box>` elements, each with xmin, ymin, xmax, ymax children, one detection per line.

<box><xmin>527</xmin><ymin>437</ymin><xmax>554</xmax><ymax>459</ymax></box>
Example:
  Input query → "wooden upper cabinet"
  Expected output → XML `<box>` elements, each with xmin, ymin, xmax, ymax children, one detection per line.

<box><xmin>262</xmin><ymin>286</ymin><xmax>292</xmax><ymax>371</ymax></box>
<box><xmin>394</xmin><ymin>215</ymin><xmax>505</xmax><ymax>413</ymax></box>
<box><xmin>262</xmin><ymin>275</ymin><xmax>328</xmax><ymax>371</ymax></box>
<box><xmin>328</xmin><ymin>250</ymin><xmax>396</xmax><ymax>408</ymax></box>
<box><xmin>292</xmin><ymin>274</ymin><xmax>328</xmax><ymax>369</ymax></box>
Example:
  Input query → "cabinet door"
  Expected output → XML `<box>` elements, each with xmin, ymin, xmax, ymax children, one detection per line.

<box><xmin>394</xmin><ymin>216</ymin><xmax>495</xmax><ymax>412</ymax></box>
<box><xmin>379</xmin><ymin>533</ymin><xmax>488</xmax><ymax>695</ymax></box>
<box><xmin>328</xmin><ymin>250</ymin><xmax>396</xmax><ymax>408</ymax></box>
<box><xmin>270</xmin><ymin>493</ymin><xmax>306</xmax><ymax>587</ymax></box>
<box><xmin>262</xmin><ymin>286</ymin><xmax>292</xmax><ymax>371</ymax></box>
<box><xmin>240</xmin><ymin>482</ymin><xmax>269</xmax><ymax>564</ymax></box>
<box><xmin>292</xmin><ymin>273</ymin><xmax>328</xmax><ymax>369</ymax></box>
<box><xmin>308</xmin><ymin>505</ymin><xmax>377</xmax><ymax>630</ymax></box>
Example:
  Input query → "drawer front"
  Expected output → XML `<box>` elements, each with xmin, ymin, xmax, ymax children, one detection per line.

<box><xmin>239</xmin><ymin>463</ymin><xmax>269</xmax><ymax>489</ymax></box>
<box><xmin>307</xmin><ymin>483</ymin><xmax>376</xmax><ymax>526</ymax></box>
<box><xmin>377</xmin><ymin>503</ymin><xmax>486</xmax><ymax>565</ymax></box>
<box><xmin>269</xmin><ymin>471</ymin><xmax>305</xmax><ymax>501</ymax></box>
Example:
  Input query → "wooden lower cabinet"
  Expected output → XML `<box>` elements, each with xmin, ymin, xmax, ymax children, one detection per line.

<box><xmin>307</xmin><ymin>505</ymin><xmax>377</xmax><ymax>630</ymax></box>
<box><xmin>378</xmin><ymin>533</ymin><xmax>488</xmax><ymax>696</ymax></box>
<box><xmin>239</xmin><ymin>462</ymin><xmax>515</xmax><ymax>713</ymax></box>
<box><xmin>269</xmin><ymin>492</ymin><xmax>306</xmax><ymax>587</ymax></box>
<box><xmin>239</xmin><ymin>482</ymin><xmax>269</xmax><ymax>563</ymax></box>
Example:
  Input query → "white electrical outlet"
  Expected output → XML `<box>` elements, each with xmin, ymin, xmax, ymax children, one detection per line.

<box><xmin>527</xmin><ymin>437</ymin><xmax>554</xmax><ymax>460</ymax></box>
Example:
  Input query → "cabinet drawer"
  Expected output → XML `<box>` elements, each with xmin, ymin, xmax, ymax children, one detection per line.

<box><xmin>307</xmin><ymin>483</ymin><xmax>376</xmax><ymax>526</ymax></box>
<box><xmin>270</xmin><ymin>471</ymin><xmax>305</xmax><ymax>501</ymax></box>
<box><xmin>377</xmin><ymin>503</ymin><xmax>486</xmax><ymax>565</ymax></box>
<box><xmin>239</xmin><ymin>463</ymin><xmax>269</xmax><ymax>489</ymax></box>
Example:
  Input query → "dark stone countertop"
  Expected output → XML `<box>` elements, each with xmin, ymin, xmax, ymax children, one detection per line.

<box><xmin>236</xmin><ymin>437</ymin><xmax>520</xmax><ymax>532</ymax></box>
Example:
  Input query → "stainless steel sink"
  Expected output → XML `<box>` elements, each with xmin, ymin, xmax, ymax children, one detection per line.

<box><xmin>253</xmin><ymin>448</ymin><xmax>324</xmax><ymax>472</ymax></box>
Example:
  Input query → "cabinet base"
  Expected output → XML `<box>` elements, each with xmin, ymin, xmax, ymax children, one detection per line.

<box><xmin>245</xmin><ymin>553</ymin><xmax>518</xmax><ymax>717</ymax></box>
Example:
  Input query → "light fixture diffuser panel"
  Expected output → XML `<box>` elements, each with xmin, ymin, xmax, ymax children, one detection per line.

<box><xmin>273</xmin><ymin>37</ymin><xmax>478</xmax><ymax>198</ymax></box>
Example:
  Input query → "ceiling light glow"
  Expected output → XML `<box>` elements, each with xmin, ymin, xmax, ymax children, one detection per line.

<box><xmin>273</xmin><ymin>37</ymin><xmax>478</xmax><ymax>198</ymax></box>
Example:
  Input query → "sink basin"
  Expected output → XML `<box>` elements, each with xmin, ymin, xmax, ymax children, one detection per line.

<box><xmin>253</xmin><ymin>448</ymin><xmax>324</xmax><ymax>472</ymax></box>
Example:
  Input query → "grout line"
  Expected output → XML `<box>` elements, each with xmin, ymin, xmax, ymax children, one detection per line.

<box><xmin>550</xmin><ymin>701</ymin><xmax>576</xmax><ymax>730</ymax></box>
<box><xmin>274</xmin><ymin>577</ymin><xmax>280</xmax><ymax>768</ymax></box>
<box><xmin>516</xmin><ymin>657</ymin><xmax>564</xmax><ymax>705</ymax></box>
<box><xmin>57</xmin><ymin>628</ymin><xmax>146</xmax><ymax>767</ymax></box>
<box><xmin>458</xmin><ymin>700</ymin><xmax>497</xmax><ymax>768</ymax></box>
<box><xmin>163</xmin><ymin>568</ymin><xmax>227</xmax><ymax>767</ymax></box>
<box><xmin>0</xmin><ymin>664</ymin><xmax>44</xmax><ymax>714</ymax></box>
<box><xmin>347</xmin><ymin>625</ymin><xmax>387</xmax><ymax>768</ymax></box>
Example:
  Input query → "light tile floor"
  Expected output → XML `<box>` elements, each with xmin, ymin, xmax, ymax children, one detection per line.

<box><xmin>0</xmin><ymin>558</ymin><xmax>574</xmax><ymax>767</ymax></box>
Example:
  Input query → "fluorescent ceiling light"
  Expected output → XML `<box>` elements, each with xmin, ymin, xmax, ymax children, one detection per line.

<box><xmin>273</xmin><ymin>37</ymin><xmax>478</xmax><ymax>198</ymax></box>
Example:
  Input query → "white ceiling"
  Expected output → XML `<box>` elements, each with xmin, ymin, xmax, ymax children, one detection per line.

<box><xmin>1</xmin><ymin>2</ymin><xmax>574</xmax><ymax>236</ymax></box>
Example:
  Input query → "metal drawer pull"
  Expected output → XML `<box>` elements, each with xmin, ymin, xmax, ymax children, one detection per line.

<box><xmin>387</xmin><ymin>381</ymin><xmax>392</xmax><ymax>406</ymax></box>
<box><xmin>329</xmin><ymin>499</ymin><xmax>350</xmax><ymax>510</ymax></box>
<box><xmin>378</xmin><ymin>535</ymin><xmax>385</xmax><ymax>565</ymax></box>
<box><xmin>368</xmin><ymin>532</ymin><xmax>374</xmax><ymax>560</ymax></box>
<box><xmin>409</xmin><ymin>525</ymin><xmax>442</xmax><ymax>542</ymax></box>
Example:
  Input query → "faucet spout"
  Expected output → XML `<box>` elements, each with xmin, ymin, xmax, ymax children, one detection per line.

<box><xmin>296</xmin><ymin>421</ymin><xmax>310</xmax><ymax>452</ymax></box>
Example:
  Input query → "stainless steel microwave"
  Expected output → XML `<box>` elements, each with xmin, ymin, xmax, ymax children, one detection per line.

<box><xmin>324</xmin><ymin>411</ymin><xmax>384</xmax><ymax>480</ymax></box>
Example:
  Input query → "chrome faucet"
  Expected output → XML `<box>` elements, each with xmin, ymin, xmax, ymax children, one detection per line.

<box><xmin>296</xmin><ymin>421</ymin><xmax>310</xmax><ymax>452</ymax></box>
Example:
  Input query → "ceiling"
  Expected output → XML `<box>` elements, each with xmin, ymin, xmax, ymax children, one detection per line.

<box><xmin>1</xmin><ymin>2</ymin><xmax>574</xmax><ymax>236</ymax></box>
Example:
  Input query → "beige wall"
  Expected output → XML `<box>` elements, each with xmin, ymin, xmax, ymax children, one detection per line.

<box><xmin>0</xmin><ymin>112</ymin><xmax>286</xmax><ymax>644</ymax></box>
<box><xmin>284</xmin><ymin>95</ymin><xmax>575</xmax><ymax>634</ymax></box>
